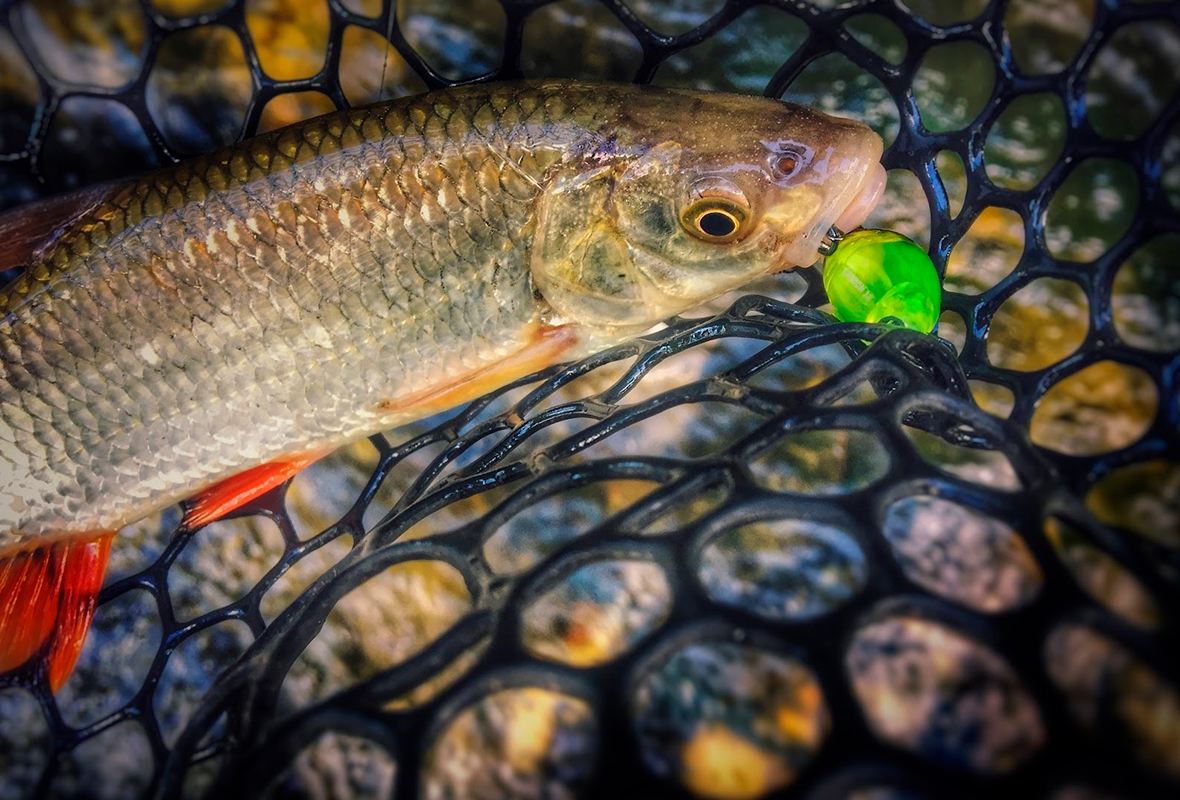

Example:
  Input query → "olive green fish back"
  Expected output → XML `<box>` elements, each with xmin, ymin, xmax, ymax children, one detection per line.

<box><xmin>0</xmin><ymin>82</ymin><xmax>616</xmax><ymax>540</ymax></box>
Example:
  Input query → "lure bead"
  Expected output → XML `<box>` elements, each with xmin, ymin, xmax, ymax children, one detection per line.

<box><xmin>821</xmin><ymin>229</ymin><xmax>941</xmax><ymax>333</ymax></box>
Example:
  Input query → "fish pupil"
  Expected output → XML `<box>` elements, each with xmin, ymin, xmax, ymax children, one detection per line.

<box><xmin>698</xmin><ymin>210</ymin><xmax>737</xmax><ymax>237</ymax></box>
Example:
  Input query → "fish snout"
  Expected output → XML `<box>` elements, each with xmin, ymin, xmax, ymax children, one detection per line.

<box><xmin>834</xmin><ymin>162</ymin><xmax>887</xmax><ymax>233</ymax></box>
<box><xmin>769</xmin><ymin>158</ymin><xmax>887</xmax><ymax>272</ymax></box>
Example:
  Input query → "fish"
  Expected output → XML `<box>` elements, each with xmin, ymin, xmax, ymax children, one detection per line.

<box><xmin>0</xmin><ymin>79</ymin><xmax>884</xmax><ymax>691</ymax></box>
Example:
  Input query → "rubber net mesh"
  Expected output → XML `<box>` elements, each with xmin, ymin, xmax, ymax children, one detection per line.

<box><xmin>0</xmin><ymin>1</ymin><xmax>1178</xmax><ymax>798</ymax></box>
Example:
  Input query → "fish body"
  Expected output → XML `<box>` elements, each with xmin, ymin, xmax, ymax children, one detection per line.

<box><xmin>0</xmin><ymin>80</ymin><xmax>882</xmax><ymax>689</ymax></box>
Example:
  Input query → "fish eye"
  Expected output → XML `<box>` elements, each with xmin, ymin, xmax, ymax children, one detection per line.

<box><xmin>683</xmin><ymin>200</ymin><xmax>746</xmax><ymax>243</ymax></box>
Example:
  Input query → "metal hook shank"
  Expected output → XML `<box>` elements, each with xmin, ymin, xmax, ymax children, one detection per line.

<box><xmin>818</xmin><ymin>225</ymin><xmax>845</xmax><ymax>257</ymax></box>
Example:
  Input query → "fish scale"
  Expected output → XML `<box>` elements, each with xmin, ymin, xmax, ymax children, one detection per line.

<box><xmin>0</xmin><ymin>81</ymin><xmax>884</xmax><ymax>693</ymax></box>
<box><xmin>0</xmin><ymin>82</ymin><xmax>621</xmax><ymax>541</ymax></box>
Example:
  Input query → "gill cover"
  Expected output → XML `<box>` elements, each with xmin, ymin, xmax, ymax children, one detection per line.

<box><xmin>531</xmin><ymin>137</ymin><xmax>830</xmax><ymax>337</ymax></box>
<box><xmin>531</xmin><ymin>143</ymin><xmax>685</xmax><ymax>335</ymax></box>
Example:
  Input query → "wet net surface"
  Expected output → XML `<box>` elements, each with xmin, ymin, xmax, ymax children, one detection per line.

<box><xmin>1</xmin><ymin>0</ymin><xmax>1179</xmax><ymax>798</ymax></box>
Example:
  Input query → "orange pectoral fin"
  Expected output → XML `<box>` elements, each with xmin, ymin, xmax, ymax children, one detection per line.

<box><xmin>184</xmin><ymin>325</ymin><xmax>578</xmax><ymax>529</ymax></box>
<box><xmin>0</xmin><ymin>532</ymin><xmax>114</xmax><ymax>692</ymax></box>
<box><xmin>181</xmin><ymin>449</ymin><xmax>329</xmax><ymax>532</ymax></box>
<box><xmin>378</xmin><ymin>324</ymin><xmax>580</xmax><ymax>418</ymax></box>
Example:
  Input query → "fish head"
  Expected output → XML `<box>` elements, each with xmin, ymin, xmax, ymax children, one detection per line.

<box><xmin>532</xmin><ymin>87</ymin><xmax>885</xmax><ymax>337</ymax></box>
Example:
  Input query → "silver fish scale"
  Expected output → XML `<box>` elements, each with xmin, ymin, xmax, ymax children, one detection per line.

<box><xmin>0</xmin><ymin>83</ymin><xmax>613</xmax><ymax>542</ymax></box>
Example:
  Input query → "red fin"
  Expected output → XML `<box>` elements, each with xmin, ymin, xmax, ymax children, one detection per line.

<box><xmin>0</xmin><ymin>533</ymin><xmax>114</xmax><ymax>692</ymax></box>
<box><xmin>0</xmin><ymin>181</ymin><xmax>128</xmax><ymax>270</ymax></box>
<box><xmin>182</xmin><ymin>451</ymin><xmax>328</xmax><ymax>531</ymax></box>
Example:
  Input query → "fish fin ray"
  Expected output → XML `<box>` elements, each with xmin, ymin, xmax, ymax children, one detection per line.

<box><xmin>0</xmin><ymin>532</ymin><xmax>114</xmax><ymax>692</ymax></box>
<box><xmin>377</xmin><ymin>324</ymin><xmax>579</xmax><ymax>417</ymax></box>
<box><xmin>0</xmin><ymin>180</ymin><xmax>131</xmax><ymax>271</ymax></box>
<box><xmin>181</xmin><ymin>450</ymin><xmax>328</xmax><ymax>531</ymax></box>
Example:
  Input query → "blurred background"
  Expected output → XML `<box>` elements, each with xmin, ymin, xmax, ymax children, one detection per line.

<box><xmin>0</xmin><ymin>1</ymin><xmax>1177</xmax><ymax>799</ymax></box>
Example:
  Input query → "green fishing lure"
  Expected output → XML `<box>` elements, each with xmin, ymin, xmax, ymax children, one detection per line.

<box><xmin>821</xmin><ymin>228</ymin><xmax>941</xmax><ymax>334</ymax></box>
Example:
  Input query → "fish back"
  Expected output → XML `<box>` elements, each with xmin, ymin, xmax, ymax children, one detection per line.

<box><xmin>0</xmin><ymin>82</ymin><xmax>612</xmax><ymax>540</ymax></box>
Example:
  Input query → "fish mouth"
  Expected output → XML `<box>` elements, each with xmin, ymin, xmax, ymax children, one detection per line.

<box><xmin>769</xmin><ymin>161</ymin><xmax>887</xmax><ymax>273</ymax></box>
<box><xmin>834</xmin><ymin>162</ymin><xmax>887</xmax><ymax>233</ymax></box>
